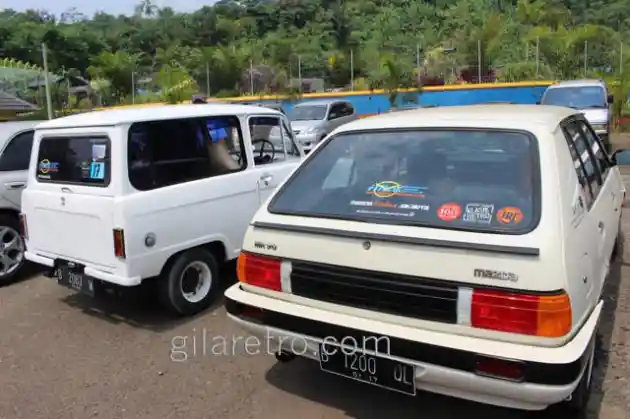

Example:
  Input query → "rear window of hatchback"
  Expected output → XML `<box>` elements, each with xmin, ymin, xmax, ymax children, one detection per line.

<box><xmin>268</xmin><ymin>129</ymin><xmax>542</xmax><ymax>234</ymax></box>
<box><xmin>36</xmin><ymin>136</ymin><xmax>111</xmax><ymax>186</ymax></box>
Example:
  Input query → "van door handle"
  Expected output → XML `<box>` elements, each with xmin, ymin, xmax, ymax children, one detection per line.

<box><xmin>4</xmin><ymin>182</ymin><xmax>25</xmax><ymax>190</ymax></box>
<box><xmin>259</xmin><ymin>174</ymin><xmax>273</xmax><ymax>186</ymax></box>
<box><xmin>598</xmin><ymin>221</ymin><xmax>605</xmax><ymax>232</ymax></box>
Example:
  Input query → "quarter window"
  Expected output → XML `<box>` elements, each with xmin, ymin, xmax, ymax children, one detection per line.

<box><xmin>128</xmin><ymin>116</ymin><xmax>246</xmax><ymax>191</ymax></box>
<box><xmin>562</xmin><ymin>121</ymin><xmax>599</xmax><ymax>208</ymax></box>
<box><xmin>578</xmin><ymin>119</ymin><xmax>610</xmax><ymax>181</ymax></box>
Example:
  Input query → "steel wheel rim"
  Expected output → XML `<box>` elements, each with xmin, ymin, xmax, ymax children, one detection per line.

<box><xmin>180</xmin><ymin>261</ymin><xmax>212</xmax><ymax>303</ymax></box>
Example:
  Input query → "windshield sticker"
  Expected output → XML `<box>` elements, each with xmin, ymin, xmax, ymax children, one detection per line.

<box><xmin>399</xmin><ymin>203</ymin><xmax>430</xmax><ymax>211</ymax></box>
<box><xmin>38</xmin><ymin>159</ymin><xmax>59</xmax><ymax>178</ymax></box>
<box><xmin>89</xmin><ymin>162</ymin><xmax>105</xmax><ymax>179</ymax></box>
<box><xmin>496</xmin><ymin>207</ymin><xmax>523</xmax><ymax>225</ymax></box>
<box><xmin>462</xmin><ymin>203</ymin><xmax>494</xmax><ymax>224</ymax></box>
<box><xmin>366</xmin><ymin>181</ymin><xmax>426</xmax><ymax>198</ymax></box>
<box><xmin>350</xmin><ymin>200</ymin><xmax>373</xmax><ymax>207</ymax></box>
<box><xmin>437</xmin><ymin>203</ymin><xmax>462</xmax><ymax>221</ymax></box>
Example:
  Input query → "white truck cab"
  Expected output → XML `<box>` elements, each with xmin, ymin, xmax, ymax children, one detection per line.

<box><xmin>21</xmin><ymin>104</ymin><xmax>302</xmax><ymax>315</ymax></box>
<box><xmin>225</xmin><ymin>105</ymin><xmax>625</xmax><ymax>414</ymax></box>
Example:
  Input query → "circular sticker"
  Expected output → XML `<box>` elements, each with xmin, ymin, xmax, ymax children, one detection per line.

<box><xmin>496</xmin><ymin>207</ymin><xmax>524</xmax><ymax>225</ymax></box>
<box><xmin>437</xmin><ymin>202</ymin><xmax>462</xmax><ymax>221</ymax></box>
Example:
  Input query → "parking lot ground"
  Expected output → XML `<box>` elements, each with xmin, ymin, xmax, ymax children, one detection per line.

<box><xmin>2</xmin><ymin>134</ymin><xmax>630</xmax><ymax>419</ymax></box>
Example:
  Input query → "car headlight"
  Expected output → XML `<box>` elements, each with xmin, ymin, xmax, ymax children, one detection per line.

<box><xmin>591</xmin><ymin>123</ymin><xmax>607</xmax><ymax>132</ymax></box>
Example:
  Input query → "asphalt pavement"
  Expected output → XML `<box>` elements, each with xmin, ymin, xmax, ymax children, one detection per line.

<box><xmin>2</xmin><ymin>135</ymin><xmax>630</xmax><ymax>419</ymax></box>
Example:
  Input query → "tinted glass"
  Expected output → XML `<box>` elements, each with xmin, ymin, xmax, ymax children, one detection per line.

<box><xmin>0</xmin><ymin>130</ymin><xmax>34</xmax><ymax>171</ymax></box>
<box><xmin>269</xmin><ymin>130</ymin><xmax>540</xmax><ymax>234</ymax></box>
<box><xmin>37</xmin><ymin>136</ymin><xmax>110</xmax><ymax>186</ymax></box>
<box><xmin>290</xmin><ymin>105</ymin><xmax>327</xmax><ymax>121</ymax></box>
<box><xmin>541</xmin><ymin>86</ymin><xmax>606</xmax><ymax>109</ymax></box>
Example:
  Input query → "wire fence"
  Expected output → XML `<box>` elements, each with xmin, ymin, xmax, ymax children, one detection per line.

<box><xmin>1</xmin><ymin>39</ymin><xmax>628</xmax><ymax>112</ymax></box>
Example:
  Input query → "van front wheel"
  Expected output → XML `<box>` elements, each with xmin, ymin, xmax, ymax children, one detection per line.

<box><xmin>0</xmin><ymin>214</ymin><xmax>26</xmax><ymax>286</ymax></box>
<box><xmin>158</xmin><ymin>249</ymin><xmax>220</xmax><ymax>316</ymax></box>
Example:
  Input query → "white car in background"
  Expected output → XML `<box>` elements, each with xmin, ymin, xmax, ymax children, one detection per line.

<box><xmin>0</xmin><ymin>121</ymin><xmax>43</xmax><ymax>284</ymax></box>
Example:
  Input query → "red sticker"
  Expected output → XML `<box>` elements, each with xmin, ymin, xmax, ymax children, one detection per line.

<box><xmin>437</xmin><ymin>203</ymin><xmax>462</xmax><ymax>221</ymax></box>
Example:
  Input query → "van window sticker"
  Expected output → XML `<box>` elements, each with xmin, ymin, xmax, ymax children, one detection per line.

<box><xmin>89</xmin><ymin>162</ymin><xmax>106</xmax><ymax>180</ymax></box>
<box><xmin>92</xmin><ymin>144</ymin><xmax>107</xmax><ymax>160</ymax></box>
<box><xmin>38</xmin><ymin>159</ymin><xmax>60</xmax><ymax>175</ymax></box>
<box><xmin>496</xmin><ymin>207</ymin><xmax>524</xmax><ymax>225</ymax></box>
<box><xmin>365</xmin><ymin>181</ymin><xmax>427</xmax><ymax>199</ymax></box>
<box><xmin>437</xmin><ymin>202</ymin><xmax>462</xmax><ymax>221</ymax></box>
<box><xmin>462</xmin><ymin>203</ymin><xmax>495</xmax><ymax>224</ymax></box>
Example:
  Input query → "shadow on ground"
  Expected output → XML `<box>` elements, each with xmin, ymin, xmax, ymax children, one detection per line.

<box><xmin>58</xmin><ymin>261</ymin><xmax>237</xmax><ymax>333</ymax></box>
<box><xmin>0</xmin><ymin>262</ymin><xmax>48</xmax><ymax>288</ymax></box>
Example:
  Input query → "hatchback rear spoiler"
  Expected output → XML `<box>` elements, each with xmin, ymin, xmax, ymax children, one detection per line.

<box><xmin>251</xmin><ymin>221</ymin><xmax>540</xmax><ymax>256</ymax></box>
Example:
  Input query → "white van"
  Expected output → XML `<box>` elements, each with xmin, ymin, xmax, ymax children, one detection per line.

<box><xmin>21</xmin><ymin>104</ymin><xmax>302</xmax><ymax>315</ymax></box>
<box><xmin>225</xmin><ymin>105</ymin><xmax>625</xmax><ymax>413</ymax></box>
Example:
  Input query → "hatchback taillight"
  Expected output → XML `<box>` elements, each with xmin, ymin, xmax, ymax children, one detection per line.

<box><xmin>237</xmin><ymin>252</ymin><xmax>282</xmax><ymax>291</ymax></box>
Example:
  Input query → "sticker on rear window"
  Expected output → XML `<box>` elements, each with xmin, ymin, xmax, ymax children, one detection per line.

<box><xmin>462</xmin><ymin>203</ymin><xmax>494</xmax><ymax>224</ymax></box>
<box><xmin>89</xmin><ymin>162</ymin><xmax>105</xmax><ymax>179</ymax></box>
<box><xmin>437</xmin><ymin>202</ymin><xmax>462</xmax><ymax>221</ymax></box>
<box><xmin>92</xmin><ymin>144</ymin><xmax>107</xmax><ymax>160</ymax></box>
<box><xmin>38</xmin><ymin>160</ymin><xmax>60</xmax><ymax>178</ymax></box>
<box><xmin>496</xmin><ymin>207</ymin><xmax>523</xmax><ymax>225</ymax></box>
<box><xmin>366</xmin><ymin>181</ymin><xmax>426</xmax><ymax>199</ymax></box>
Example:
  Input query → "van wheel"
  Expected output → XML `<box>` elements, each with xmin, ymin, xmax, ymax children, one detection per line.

<box><xmin>0</xmin><ymin>214</ymin><xmax>26</xmax><ymax>286</ymax></box>
<box><xmin>158</xmin><ymin>248</ymin><xmax>220</xmax><ymax>316</ymax></box>
<box><xmin>552</xmin><ymin>335</ymin><xmax>596</xmax><ymax>417</ymax></box>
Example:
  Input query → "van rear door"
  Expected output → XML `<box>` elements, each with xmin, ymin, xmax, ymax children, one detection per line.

<box><xmin>22</xmin><ymin>129</ymin><xmax>120</xmax><ymax>269</ymax></box>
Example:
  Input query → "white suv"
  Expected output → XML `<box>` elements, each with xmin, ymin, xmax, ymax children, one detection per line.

<box><xmin>0</xmin><ymin>121</ymin><xmax>42</xmax><ymax>284</ymax></box>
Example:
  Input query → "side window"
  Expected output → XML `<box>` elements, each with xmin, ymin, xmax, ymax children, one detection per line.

<box><xmin>577</xmin><ymin>119</ymin><xmax>610</xmax><ymax>181</ymax></box>
<box><xmin>249</xmin><ymin>116</ymin><xmax>296</xmax><ymax>165</ymax></box>
<box><xmin>128</xmin><ymin>116</ymin><xmax>246</xmax><ymax>191</ymax></box>
<box><xmin>562</xmin><ymin>122</ymin><xmax>598</xmax><ymax>208</ymax></box>
<box><xmin>0</xmin><ymin>130</ymin><xmax>34</xmax><ymax>171</ymax></box>
<box><xmin>344</xmin><ymin>103</ymin><xmax>355</xmax><ymax>116</ymax></box>
<box><xmin>328</xmin><ymin>104</ymin><xmax>342</xmax><ymax>120</ymax></box>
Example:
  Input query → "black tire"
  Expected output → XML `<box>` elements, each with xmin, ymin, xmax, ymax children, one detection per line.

<box><xmin>158</xmin><ymin>248</ymin><xmax>221</xmax><ymax>316</ymax></box>
<box><xmin>0</xmin><ymin>214</ymin><xmax>27</xmax><ymax>286</ymax></box>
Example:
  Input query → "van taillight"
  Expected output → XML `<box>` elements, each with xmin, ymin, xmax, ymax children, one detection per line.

<box><xmin>19</xmin><ymin>214</ymin><xmax>27</xmax><ymax>240</ymax></box>
<box><xmin>113</xmin><ymin>229</ymin><xmax>126</xmax><ymax>258</ymax></box>
<box><xmin>237</xmin><ymin>252</ymin><xmax>282</xmax><ymax>291</ymax></box>
<box><xmin>470</xmin><ymin>289</ymin><xmax>571</xmax><ymax>337</ymax></box>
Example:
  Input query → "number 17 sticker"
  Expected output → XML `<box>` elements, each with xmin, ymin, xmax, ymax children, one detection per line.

<box><xmin>89</xmin><ymin>162</ymin><xmax>105</xmax><ymax>179</ymax></box>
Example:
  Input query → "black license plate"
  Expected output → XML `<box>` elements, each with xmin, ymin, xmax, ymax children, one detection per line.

<box><xmin>55</xmin><ymin>266</ymin><xmax>94</xmax><ymax>297</ymax></box>
<box><xmin>319</xmin><ymin>343</ymin><xmax>416</xmax><ymax>395</ymax></box>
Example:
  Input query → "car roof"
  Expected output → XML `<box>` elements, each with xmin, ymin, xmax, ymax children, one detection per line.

<box><xmin>0</xmin><ymin>121</ymin><xmax>42</xmax><ymax>137</ymax></box>
<box><xmin>547</xmin><ymin>79</ymin><xmax>606</xmax><ymax>88</ymax></box>
<box><xmin>334</xmin><ymin>104</ymin><xmax>579</xmax><ymax>133</ymax></box>
<box><xmin>35</xmin><ymin>104</ymin><xmax>282</xmax><ymax>130</ymax></box>
<box><xmin>294</xmin><ymin>99</ymin><xmax>346</xmax><ymax>107</ymax></box>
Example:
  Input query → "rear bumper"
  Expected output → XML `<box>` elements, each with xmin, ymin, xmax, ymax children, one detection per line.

<box><xmin>224</xmin><ymin>284</ymin><xmax>601</xmax><ymax>411</ymax></box>
<box><xmin>25</xmin><ymin>251</ymin><xmax>142</xmax><ymax>286</ymax></box>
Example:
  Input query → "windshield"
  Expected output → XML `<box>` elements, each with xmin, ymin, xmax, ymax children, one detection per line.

<box><xmin>541</xmin><ymin>86</ymin><xmax>606</xmax><ymax>109</ymax></box>
<box><xmin>290</xmin><ymin>105</ymin><xmax>328</xmax><ymax>121</ymax></box>
<box><xmin>268</xmin><ymin>129</ymin><xmax>540</xmax><ymax>234</ymax></box>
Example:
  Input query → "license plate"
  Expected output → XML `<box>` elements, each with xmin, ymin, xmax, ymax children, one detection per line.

<box><xmin>318</xmin><ymin>343</ymin><xmax>416</xmax><ymax>395</ymax></box>
<box><xmin>56</xmin><ymin>266</ymin><xmax>94</xmax><ymax>297</ymax></box>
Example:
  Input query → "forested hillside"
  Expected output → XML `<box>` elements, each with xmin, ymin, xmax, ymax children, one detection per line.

<box><xmin>1</xmin><ymin>0</ymin><xmax>629</xmax><ymax>104</ymax></box>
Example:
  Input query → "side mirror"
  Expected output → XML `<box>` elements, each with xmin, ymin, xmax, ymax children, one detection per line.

<box><xmin>611</xmin><ymin>149</ymin><xmax>630</xmax><ymax>165</ymax></box>
<box><xmin>328</xmin><ymin>113</ymin><xmax>337</xmax><ymax>120</ymax></box>
<box><xmin>536</xmin><ymin>100</ymin><xmax>541</xmax><ymax>105</ymax></box>
<box><xmin>608</xmin><ymin>94</ymin><xmax>614</xmax><ymax>104</ymax></box>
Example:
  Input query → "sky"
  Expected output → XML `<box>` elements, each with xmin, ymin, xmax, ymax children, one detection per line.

<box><xmin>2</xmin><ymin>0</ymin><xmax>218</xmax><ymax>17</ymax></box>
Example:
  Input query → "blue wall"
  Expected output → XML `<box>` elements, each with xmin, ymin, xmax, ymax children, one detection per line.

<box><xmin>246</xmin><ymin>85</ymin><xmax>550</xmax><ymax>116</ymax></box>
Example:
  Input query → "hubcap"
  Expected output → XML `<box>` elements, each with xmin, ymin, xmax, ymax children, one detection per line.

<box><xmin>180</xmin><ymin>261</ymin><xmax>212</xmax><ymax>303</ymax></box>
<box><xmin>0</xmin><ymin>226</ymin><xmax>24</xmax><ymax>278</ymax></box>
